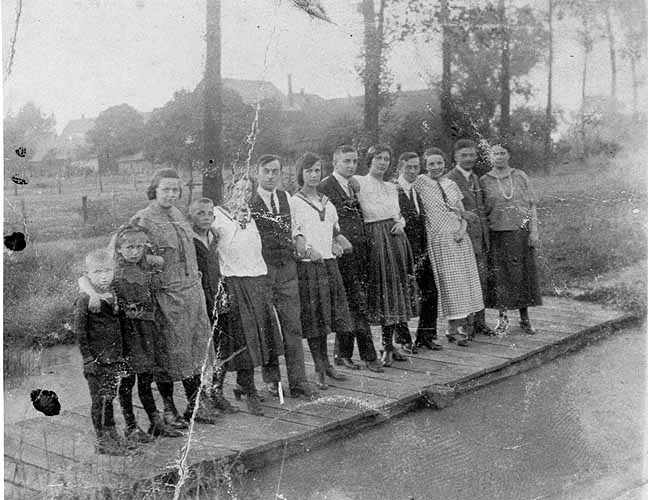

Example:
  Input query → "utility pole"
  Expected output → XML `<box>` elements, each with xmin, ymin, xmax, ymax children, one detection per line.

<box><xmin>544</xmin><ymin>0</ymin><xmax>554</xmax><ymax>167</ymax></box>
<box><xmin>499</xmin><ymin>0</ymin><xmax>511</xmax><ymax>140</ymax></box>
<box><xmin>202</xmin><ymin>0</ymin><xmax>223</xmax><ymax>205</ymax></box>
<box><xmin>362</xmin><ymin>0</ymin><xmax>381</xmax><ymax>146</ymax></box>
<box><xmin>440</xmin><ymin>0</ymin><xmax>452</xmax><ymax>149</ymax></box>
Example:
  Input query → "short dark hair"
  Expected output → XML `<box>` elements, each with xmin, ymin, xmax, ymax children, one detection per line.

<box><xmin>114</xmin><ymin>224</ymin><xmax>149</xmax><ymax>250</ymax></box>
<box><xmin>365</xmin><ymin>143</ymin><xmax>393</xmax><ymax>169</ymax></box>
<box><xmin>398</xmin><ymin>151</ymin><xmax>419</xmax><ymax>164</ymax></box>
<box><xmin>295</xmin><ymin>152</ymin><xmax>322</xmax><ymax>187</ymax></box>
<box><xmin>423</xmin><ymin>147</ymin><xmax>448</xmax><ymax>166</ymax></box>
<box><xmin>189</xmin><ymin>197</ymin><xmax>214</xmax><ymax>213</ymax></box>
<box><xmin>146</xmin><ymin>169</ymin><xmax>182</xmax><ymax>200</ymax></box>
<box><xmin>453</xmin><ymin>139</ymin><xmax>477</xmax><ymax>153</ymax></box>
<box><xmin>333</xmin><ymin>144</ymin><xmax>357</xmax><ymax>162</ymax></box>
<box><xmin>256</xmin><ymin>154</ymin><xmax>282</xmax><ymax>170</ymax></box>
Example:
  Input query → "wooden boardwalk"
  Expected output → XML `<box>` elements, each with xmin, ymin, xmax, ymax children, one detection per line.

<box><xmin>4</xmin><ymin>297</ymin><xmax>635</xmax><ymax>499</ymax></box>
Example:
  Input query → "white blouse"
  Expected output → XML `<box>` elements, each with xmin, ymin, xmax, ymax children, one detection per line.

<box><xmin>354</xmin><ymin>175</ymin><xmax>404</xmax><ymax>224</ymax></box>
<box><xmin>211</xmin><ymin>207</ymin><xmax>267</xmax><ymax>277</ymax></box>
<box><xmin>289</xmin><ymin>193</ymin><xmax>340</xmax><ymax>260</ymax></box>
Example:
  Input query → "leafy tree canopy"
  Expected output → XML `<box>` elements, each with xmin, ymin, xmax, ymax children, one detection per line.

<box><xmin>4</xmin><ymin>101</ymin><xmax>56</xmax><ymax>160</ymax></box>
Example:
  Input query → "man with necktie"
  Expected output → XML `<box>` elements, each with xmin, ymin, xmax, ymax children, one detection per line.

<box><xmin>318</xmin><ymin>145</ymin><xmax>384</xmax><ymax>372</ymax></box>
<box><xmin>445</xmin><ymin>139</ymin><xmax>494</xmax><ymax>337</ymax></box>
<box><xmin>396</xmin><ymin>152</ymin><xmax>443</xmax><ymax>350</ymax></box>
<box><xmin>249</xmin><ymin>154</ymin><xmax>321</xmax><ymax>398</ymax></box>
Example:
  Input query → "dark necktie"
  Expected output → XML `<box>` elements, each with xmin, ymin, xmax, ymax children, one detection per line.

<box><xmin>270</xmin><ymin>192</ymin><xmax>278</xmax><ymax>215</ymax></box>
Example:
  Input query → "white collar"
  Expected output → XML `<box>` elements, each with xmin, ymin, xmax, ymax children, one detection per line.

<box><xmin>455</xmin><ymin>165</ymin><xmax>473</xmax><ymax>180</ymax></box>
<box><xmin>332</xmin><ymin>171</ymin><xmax>350</xmax><ymax>188</ymax></box>
<box><xmin>397</xmin><ymin>175</ymin><xmax>415</xmax><ymax>192</ymax></box>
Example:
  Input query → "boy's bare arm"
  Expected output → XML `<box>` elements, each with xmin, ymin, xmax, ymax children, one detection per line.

<box><xmin>78</xmin><ymin>276</ymin><xmax>111</xmax><ymax>313</ymax></box>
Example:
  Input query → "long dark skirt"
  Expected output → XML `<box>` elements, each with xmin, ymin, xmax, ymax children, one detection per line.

<box><xmin>214</xmin><ymin>276</ymin><xmax>283</xmax><ymax>372</ymax></box>
<box><xmin>486</xmin><ymin>229</ymin><xmax>543</xmax><ymax>309</ymax></box>
<box><xmin>122</xmin><ymin>319</ymin><xmax>168</xmax><ymax>378</ymax></box>
<box><xmin>365</xmin><ymin>219</ymin><xmax>416</xmax><ymax>326</ymax></box>
<box><xmin>296</xmin><ymin>259</ymin><xmax>352</xmax><ymax>339</ymax></box>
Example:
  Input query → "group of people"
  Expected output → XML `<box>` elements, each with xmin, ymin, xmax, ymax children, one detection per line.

<box><xmin>74</xmin><ymin>138</ymin><xmax>542</xmax><ymax>456</ymax></box>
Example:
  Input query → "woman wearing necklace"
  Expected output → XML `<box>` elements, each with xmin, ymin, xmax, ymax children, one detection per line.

<box><xmin>291</xmin><ymin>153</ymin><xmax>353</xmax><ymax>389</ymax></box>
<box><xmin>353</xmin><ymin>144</ymin><xmax>416</xmax><ymax>366</ymax></box>
<box><xmin>479</xmin><ymin>140</ymin><xmax>542</xmax><ymax>335</ymax></box>
<box><xmin>413</xmin><ymin>147</ymin><xmax>484</xmax><ymax>346</ymax></box>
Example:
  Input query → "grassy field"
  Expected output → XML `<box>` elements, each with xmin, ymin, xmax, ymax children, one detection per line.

<box><xmin>3</xmin><ymin>152</ymin><xmax>646</xmax><ymax>352</ymax></box>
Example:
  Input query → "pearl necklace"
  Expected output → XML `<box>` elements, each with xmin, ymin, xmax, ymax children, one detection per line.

<box><xmin>496</xmin><ymin>172</ymin><xmax>514</xmax><ymax>200</ymax></box>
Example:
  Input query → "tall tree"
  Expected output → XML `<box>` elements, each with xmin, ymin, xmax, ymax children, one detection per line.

<box><xmin>544</xmin><ymin>0</ymin><xmax>555</xmax><ymax>163</ymax></box>
<box><xmin>499</xmin><ymin>0</ymin><xmax>511</xmax><ymax>139</ymax></box>
<box><xmin>202</xmin><ymin>0</ymin><xmax>223</xmax><ymax>204</ymax></box>
<box><xmin>617</xmin><ymin>0</ymin><xmax>647</xmax><ymax>118</ymax></box>
<box><xmin>86</xmin><ymin>104</ymin><xmax>145</xmax><ymax>173</ymax></box>
<box><xmin>361</xmin><ymin>0</ymin><xmax>388</xmax><ymax>145</ymax></box>
<box><xmin>603</xmin><ymin>2</ymin><xmax>617</xmax><ymax>99</ymax></box>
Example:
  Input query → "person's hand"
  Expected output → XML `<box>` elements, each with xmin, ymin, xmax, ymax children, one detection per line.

<box><xmin>332</xmin><ymin>241</ymin><xmax>343</xmax><ymax>258</ymax></box>
<box><xmin>348</xmin><ymin>177</ymin><xmax>360</xmax><ymax>193</ymax></box>
<box><xmin>529</xmin><ymin>232</ymin><xmax>540</xmax><ymax>248</ymax></box>
<box><xmin>454</xmin><ymin>229</ymin><xmax>466</xmax><ymax>242</ymax></box>
<box><xmin>460</xmin><ymin>211</ymin><xmax>479</xmax><ymax>224</ymax></box>
<box><xmin>145</xmin><ymin>254</ymin><xmax>164</xmax><ymax>268</ymax></box>
<box><xmin>391</xmin><ymin>222</ymin><xmax>406</xmax><ymax>235</ymax></box>
<box><xmin>336</xmin><ymin>234</ymin><xmax>353</xmax><ymax>253</ymax></box>
<box><xmin>294</xmin><ymin>235</ymin><xmax>307</xmax><ymax>257</ymax></box>
<box><xmin>308</xmin><ymin>247</ymin><xmax>323</xmax><ymax>263</ymax></box>
<box><xmin>83</xmin><ymin>359</ymin><xmax>97</xmax><ymax>376</ymax></box>
<box><xmin>88</xmin><ymin>292</ymin><xmax>111</xmax><ymax>313</ymax></box>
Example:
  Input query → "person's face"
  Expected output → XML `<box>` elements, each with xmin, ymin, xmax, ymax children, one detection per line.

<box><xmin>490</xmin><ymin>145</ymin><xmax>510</xmax><ymax>168</ymax></box>
<box><xmin>455</xmin><ymin>147</ymin><xmax>477</xmax><ymax>171</ymax></box>
<box><xmin>155</xmin><ymin>178</ymin><xmax>180</xmax><ymax>208</ymax></box>
<box><xmin>399</xmin><ymin>157</ymin><xmax>421</xmax><ymax>183</ymax></box>
<box><xmin>190</xmin><ymin>203</ymin><xmax>215</xmax><ymax>232</ymax></box>
<box><xmin>369</xmin><ymin>151</ymin><xmax>390</xmax><ymax>177</ymax></box>
<box><xmin>257</xmin><ymin>160</ymin><xmax>282</xmax><ymax>191</ymax></box>
<box><xmin>86</xmin><ymin>259</ymin><xmax>114</xmax><ymax>292</ymax></box>
<box><xmin>333</xmin><ymin>151</ymin><xmax>358</xmax><ymax>179</ymax></box>
<box><xmin>302</xmin><ymin>161</ymin><xmax>322</xmax><ymax>188</ymax></box>
<box><xmin>425</xmin><ymin>155</ymin><xmax>446</xmax><ymax>179</ymax></box>
<box><xmin>116</xmin><ymin>232</ymin><xmax>147</xmax><ymax>264</ymax></box>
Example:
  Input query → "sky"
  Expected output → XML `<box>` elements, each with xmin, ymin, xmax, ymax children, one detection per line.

<box><xmin>2</xmin><ymin>0</ymin><xmax>643</xmax><ymax>133</ymax></box>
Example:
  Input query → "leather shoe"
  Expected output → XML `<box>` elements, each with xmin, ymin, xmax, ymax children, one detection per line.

<box><xmin>365</xmin><ymin>360</ymin><xmax>384</xmax><ymax>373</ymax></box>
<box><xmin>336</xmin><ymin>357</ymin><xmax>361</xmax><ymax>370</ymax></box>
<box><xmin>325</xmin><ymin>366</ymin><xmax>347</xmax><ymax>381</ymax></box>
<box><xmin>446</xmin><ymin>333</ymin><xmax>469</xmax><ymax>347</ymax></box>
<box><xmin>475</xmin><ymin>324</ymin><xmax>496</xmax><ymax>337</ymax></box>
<box><xmin>392</xmin><ymin>348</ymin><xmax>407</xmax><ymax>361</ymax></box>
<box><xmin>520</xmin><ymin>320</ymin><xmax>536</xmax><ymax>335</ymax></box>
<box><xmin>290</xmin><ymin>384</ymin><xmax>319</xmax><ymax>398</ymax></box>
<box><xmin>401</xmin><ymin>343</ymin><xmax>418</xmax><ymax>354</ymax></box>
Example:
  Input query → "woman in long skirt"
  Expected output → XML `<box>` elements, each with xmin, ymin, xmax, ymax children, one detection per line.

<box><xmin>291</xmin><ymin>153</ymin><xmax>353</xmax><ymax>389</ymax></box>
<box><xmin>413</xmin><ymin>147</ymin><xmax>484</xmax><ymax>346</ymax></box>
<box><xmin>479</xmin><ymin>140</ymin><xmax>542</xmax><ymax>335</ymax></box>
<box><xmin>353</xmin><ymin>144</ymin><xmax>415</xmax><ymax>366</ymax></box>
<box><xmin>210</xmin><ymin>177</ymin><xmax>284</xmax><ymax>415</ymax></box>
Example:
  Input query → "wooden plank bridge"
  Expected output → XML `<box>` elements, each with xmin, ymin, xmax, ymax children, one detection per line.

<box><xmin>3</xmin><ymin>297</ymin><xmax>636</xmax><ymax>499</ymax></box>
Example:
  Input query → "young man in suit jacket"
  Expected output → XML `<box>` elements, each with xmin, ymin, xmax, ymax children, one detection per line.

<box><xmin>445</xmin><ymin>139</ymin><xmax>494</xmax><ymax>337</ymax></box>
<box><xmin>318</xmin><ymin>145</ymin><xmax>384</xmax><ymax>372</ymax></box>
<box><xmin>249</xmin><ymin>154</ymin><xmax>323</xmax><ymax>398</ymax></box>
<box><xmin>396</xmin><ymin>152</ymin><xmax>443</xmax><ymax>350</ymax></box>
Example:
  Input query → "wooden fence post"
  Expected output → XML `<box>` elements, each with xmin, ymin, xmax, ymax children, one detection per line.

<box><xmin>82</xmin><ymin>196</ymin><xmax>88</xmax><ymax>224</ymax></box>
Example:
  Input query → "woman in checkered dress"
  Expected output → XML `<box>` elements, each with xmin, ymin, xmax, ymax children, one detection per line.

<box><xmin>413</xmin><ymin>147</ymin><xmax>484</xmax><ymax>346</ymax></box>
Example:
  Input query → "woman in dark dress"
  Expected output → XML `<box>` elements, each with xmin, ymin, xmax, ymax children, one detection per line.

<box><xmin>480</xmin><ymin>140</ymin><xmax>542</xmax><ymax>335</ymax></box>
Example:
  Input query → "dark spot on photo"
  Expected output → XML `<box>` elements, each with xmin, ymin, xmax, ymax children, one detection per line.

<box><xmin>30</xmin><ymin>389</ymin><xmax>61</xmax><ymax>416</ymax></box>
<box><xmin>15</xmin><ymin>146</ymin><xmax>27</xmax><ymax>157</ymax></box>
<box><xmin>4</xmin><ymin>232</ymin><xmax>26</xmax><ymax>252</ymax></box>
<box><xmin>11</xmin><ymin>174</ymin><xmax>28</xmax><ymax>185</ymax></box>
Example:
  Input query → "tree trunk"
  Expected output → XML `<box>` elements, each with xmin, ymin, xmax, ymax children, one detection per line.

<box><xmin>630</xmin><ymin>56</ymin><xmax>638</xmax><ymax>118</ymax></box>
<box><xmin>362</xmin><ymin>0</ymin><xmax>380</xmax><ymax>146</ymax></box>
<box><xmin>604</xmin><ymin>5</ymin><xmax>617</xmax><ymax>99</ymax></box>
<box><xmin>202</xmin><ymin>0</ymin><xmax>223</xmax><ymax>205</ymax></box>
<box><xmin>499</xmin><ymin>0</ymin><xmax>511</xmax><ymax>140</ymax></box>
<box><xmin>544</xmin><ymin>0</ymin><xmax>554</xmax><ymax>168</ymax></box>
<box><xmin>580</xmin><ymin>43</ymin><xmax>589</xmax><ymax>157</ymax></box>
<box><xmin>440</xmin><ymin>0</ymin><xmax>452</xmax><ymax>149</ymax></box>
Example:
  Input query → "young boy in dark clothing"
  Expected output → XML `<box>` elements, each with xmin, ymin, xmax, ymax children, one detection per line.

<box><xmin>189</xmin><ymin>198</ymin><xmax>239</xmax><ymax>414</ymax></box>
<box><xmin>75</xmin><ymin>249</ymin><xmax>133</xmax><ymax>455</ymax></box>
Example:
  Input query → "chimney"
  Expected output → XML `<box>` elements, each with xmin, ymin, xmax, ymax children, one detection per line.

<box><xmin>287</xmin><ymin>74</ymin><xmax>293</xmax><ymax>107</ymax></box>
